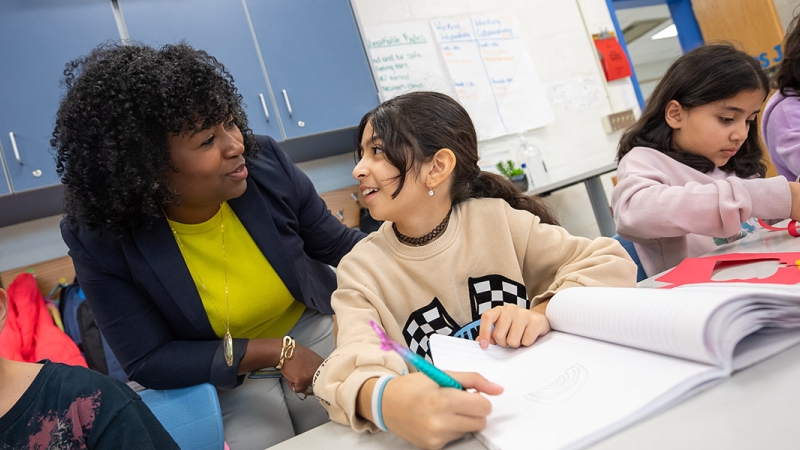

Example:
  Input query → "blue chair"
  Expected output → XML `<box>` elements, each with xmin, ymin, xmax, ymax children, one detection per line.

<box><xmin>612</xmin><ymin>234</ymin><xmax>647</xmax><ymax>282</ymax></box>
<box><xmin>137</xmin><ymin>383</ymin><xmax>224</xmax><ymax>450</ymax></box>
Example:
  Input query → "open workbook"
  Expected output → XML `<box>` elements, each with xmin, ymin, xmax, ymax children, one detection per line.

<box><xmin>429</xmin><ymin>283</ymin><xmax>800</xmax><ymax>450</ymax></box>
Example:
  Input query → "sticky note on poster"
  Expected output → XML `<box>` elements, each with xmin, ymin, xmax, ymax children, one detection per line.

<box><xmin>431</xmin><ymin>13</ymin><xmax>555</xmax><ymax>140</ymax></box>
<box><xmin>363</xmin><ymin>21</ymin><xmax>457</xmax><ymax>101</ymax></box>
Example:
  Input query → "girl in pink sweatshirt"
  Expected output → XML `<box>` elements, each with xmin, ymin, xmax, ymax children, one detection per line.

<box><xmin>612</xmin><ymin>44</ymin><xmax>800</xmax><ymax>277</ymax></box>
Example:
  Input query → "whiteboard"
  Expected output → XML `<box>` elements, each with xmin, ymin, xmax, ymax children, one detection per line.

<box><xmin>352</xmin><ymin>0</ymin><xmax>636</xmax><ymax>186</ymax></box>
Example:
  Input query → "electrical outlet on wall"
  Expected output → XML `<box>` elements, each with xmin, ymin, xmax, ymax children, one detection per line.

<box><xmin>601</xmin><ymin>109</ymin><xmax>636</xmax><ymax>134</ymax></box>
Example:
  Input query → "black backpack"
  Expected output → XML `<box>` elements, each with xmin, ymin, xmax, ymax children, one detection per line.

<box><xmin>58</xmin><ymin>280</ymin><xmax>128</xmax><ymax>382</ymax></box>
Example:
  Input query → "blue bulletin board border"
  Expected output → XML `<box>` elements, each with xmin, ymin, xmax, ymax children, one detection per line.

<box><xmin>608</xmin><ymin>0</ymin><xmax>705</xmax><ymax>109</ymax></box>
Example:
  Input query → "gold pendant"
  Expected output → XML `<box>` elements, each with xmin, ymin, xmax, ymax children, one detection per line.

<box><xmin>224</xmin><ymin>331</ymin><xmax>234</xmax><ymax>367</ymax></box>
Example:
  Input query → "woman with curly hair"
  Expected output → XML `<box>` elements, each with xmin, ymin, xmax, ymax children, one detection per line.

<box><xmin>53</xmin><ymin>42</ymin><xmax>364</xmax><ymax>449</ymax></box>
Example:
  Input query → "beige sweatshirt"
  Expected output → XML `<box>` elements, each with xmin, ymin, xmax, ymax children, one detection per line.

<box><xmin>313</xmin><ymin>198</ymin><xmax>637</xmax><ymax>431</ymax></box>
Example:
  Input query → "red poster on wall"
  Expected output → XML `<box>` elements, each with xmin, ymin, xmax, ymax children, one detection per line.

<box><xmin>594</xmin><ymin>36</ymin><xmax>632</xmax><ymax>81</ymax></box>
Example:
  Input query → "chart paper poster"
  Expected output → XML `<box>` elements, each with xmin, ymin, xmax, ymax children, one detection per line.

<box><xmin>431</xmin><ymin>13</ymin><xmax>555</xmax><ymax>140</ymax></box>
<box><xmin>363</xmin><ymin>21</ymin><xmax>457</xmax><ymax>101</ymax></box>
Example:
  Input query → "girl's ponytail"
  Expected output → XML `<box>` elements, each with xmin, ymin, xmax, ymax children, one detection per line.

<box><xmin>454</xmin><ymin>170</ymin><xmax>558</xmax><ymax>225</ymax></box>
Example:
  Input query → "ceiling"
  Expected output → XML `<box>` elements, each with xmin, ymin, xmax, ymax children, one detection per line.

<box><xmin>614</xmin><ymin>4</ymin><xmax>683</xmax><ymax>66</ymax></box>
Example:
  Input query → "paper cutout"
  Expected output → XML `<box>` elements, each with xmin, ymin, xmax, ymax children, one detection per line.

<box><xmin>656</xmin><ymin>252</ymin><xmax>800</xmax><ymax>288</ymax></box>
<box><xmin>757</xmin><ymin>218</ymin><xmax>800</xmax><ymax>237</ymax></box>
<box><xmin>593</xmin><ymin>36</ymin><xmax>631</xmax><ymax>81</ymax></box>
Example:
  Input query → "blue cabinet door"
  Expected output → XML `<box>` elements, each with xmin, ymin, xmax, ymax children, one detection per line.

<box><xmin>0</xmin><ymin>1</ymin><xmax>120</xmax><ymax>192</ymax></box>
<box><xmin>246</xmin><ymin>0</ymin><xmax>379</xmax><ymax>139</ymax></box>
<box><xmin>120</xmin><ymin>0</ymin><xmax>282</xmax><ymax>139</ymax></box>
<box><xmin>0</xmin><ymin>160</ymin><xmax>11</xmax><ymax>196</ymax></box>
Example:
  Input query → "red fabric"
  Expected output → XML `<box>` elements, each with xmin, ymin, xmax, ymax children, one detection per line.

<box><xmin>0</xmin><ymin>273</ymin><xmax>87</xmax><ymax>367</ymax></box>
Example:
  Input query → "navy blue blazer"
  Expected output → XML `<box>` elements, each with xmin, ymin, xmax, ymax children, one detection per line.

<box><xmin>61</xmin><ymin>136</ymin><xmax>365</xmax><ymax>389</ymax></box>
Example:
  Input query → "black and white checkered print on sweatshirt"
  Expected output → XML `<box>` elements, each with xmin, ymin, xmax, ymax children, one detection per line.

<box><xmin>469</xmin><ymin>275</ymin><xmax>529</xmax><ymax>322</ymax></box>
<box><xmin>402</xmin><ymin>298</ymin><xmax>460</xmax><ymax>362</ymax></box>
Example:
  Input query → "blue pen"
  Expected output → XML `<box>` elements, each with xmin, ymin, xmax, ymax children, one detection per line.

<box><xmin>369</xmin><ymin>320</ymin><xmax>463</xmax><ymax>390</ymax></box>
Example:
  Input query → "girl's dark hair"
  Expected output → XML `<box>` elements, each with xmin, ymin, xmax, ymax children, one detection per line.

<box><xmin>52</xmin><ymin>42</ymin><xmax>258</xmax><ymax>234</ymax></box>
<box><xmin>776</xmin><ymin>14</ymin><xmax>800</xmax><ymax>96</ymax></box>
<box><xmin>617</xmin><ymin>43</ymin><xmax>769</xmax><ymax>178</ymax></box>
<box><xmin>355</xmin><ymin>91</ymin><xmax>557</xmax><ymax>225</ymax></box>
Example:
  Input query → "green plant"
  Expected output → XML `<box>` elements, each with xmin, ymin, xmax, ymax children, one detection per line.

<box><xmin>496</xmin><ymin>160</ymin><xmax>524</xmax><ymax>178</ymax></box>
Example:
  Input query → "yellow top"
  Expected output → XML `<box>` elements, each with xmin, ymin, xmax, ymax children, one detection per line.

<box><xmin>168</xmin><ymin>202</ymin><xmax>305</xmax><ymax>339</ymax></box>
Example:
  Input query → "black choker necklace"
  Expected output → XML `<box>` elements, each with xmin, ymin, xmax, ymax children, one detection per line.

<box><xmin>393</xmin><ymin>209</ymin><xmax>452</xmax><ymax>246</ymax></box>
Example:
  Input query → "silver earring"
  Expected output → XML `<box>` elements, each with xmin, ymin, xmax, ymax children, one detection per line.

<box><xmin>428</xmin><ymin>188</ymin><xmax>434</xmax><ymax>197</ymax></box>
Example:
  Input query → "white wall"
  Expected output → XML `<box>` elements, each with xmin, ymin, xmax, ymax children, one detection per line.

<box><xmin>775</xmin><ymin>0</ymin><xmax>800</xmax><ymax>31</ymax></box>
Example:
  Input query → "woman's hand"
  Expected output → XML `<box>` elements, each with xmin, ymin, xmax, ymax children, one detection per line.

<box><xmin>477</xmin><ymin>304</ymin><xmax>551</xmax><ymax>349</ymax></box>
<box><xmin>280</xmin><ymin>343</ymin><xmax>324</xmax><ymax>395</ymax></box>
<box><xmin>382</xmin><ymin>372</ymin><xmax>503</xmax><ymax>450</ymax></box>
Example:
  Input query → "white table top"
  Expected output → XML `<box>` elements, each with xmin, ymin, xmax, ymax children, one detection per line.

<box><xmin>269</xmin><ymin>228</ymin><xmax>800</xmax><ymax>450</ymax></box>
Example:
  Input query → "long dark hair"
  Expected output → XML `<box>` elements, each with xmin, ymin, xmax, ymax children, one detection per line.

<box><xmin>356</xmin><ymin>91</ymin><xmax>557</xmax><ymax>225</ymax></box>
<box><xmin>776</xmin><ymin>14</ymin><xmax>800</xmax><ymax>96</ymax></box>
<box><xmin>53</xmin><ymin>42</ymin><xmax>258</xmax><ymax>234</ymax></box>
<box><xmin>617</xmin><ymin>43</ymin><xmax>768</xmax><ymax>178</ymax></box>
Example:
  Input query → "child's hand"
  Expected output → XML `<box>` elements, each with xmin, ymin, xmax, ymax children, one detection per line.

<box><xmin>382</xmin><ymin>372</ymin><xmax>503</xmax><ymax>450</ymax></box>
<box><xmin>477</xmin><ymin>304</ymin><xmax>550</xmax><ymax>349</ymax></box>
<box><xmin>789</xmin><ymin>182</ymin><xmax>800</xmax><ymax>221</ymax></box>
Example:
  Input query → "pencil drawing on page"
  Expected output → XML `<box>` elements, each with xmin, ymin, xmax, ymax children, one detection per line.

<box><xmin>525</xmin><ymin>363</ymin><xmax>588</xmax><ymax>404</ymax></box>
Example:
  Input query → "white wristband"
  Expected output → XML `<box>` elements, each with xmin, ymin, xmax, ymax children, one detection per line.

<box><xmin>370</xmin><ymin>375</ymin><xmax>394</xmax><ymax>432</ymax></box>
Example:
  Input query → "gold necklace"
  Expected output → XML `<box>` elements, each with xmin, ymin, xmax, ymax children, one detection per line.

<box><xmin>165</xmin><ymin>204</ymin><xmax>234</xmax><ymax>367</ymax></box>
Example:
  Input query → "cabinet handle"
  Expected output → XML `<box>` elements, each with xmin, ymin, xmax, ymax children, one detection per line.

<box><xmin>9</xmin><ymin>132</ymin><xmax>21</xmax><ymax>164</ymax></box>
<box><xmin>259</xmin><ymin>93</ymin><xmax>270</xmax><ymax>122</ymax></box>
<box><xmin>282</xmin><ymin>89</ymin><xmax>293</xmax><ymax>118</ymax></box>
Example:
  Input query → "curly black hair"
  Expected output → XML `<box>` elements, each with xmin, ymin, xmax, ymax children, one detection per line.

<box><xmin>52</xmin><ymin>42</ymin><xmax>258</xmax><ymax>234</ymax></box>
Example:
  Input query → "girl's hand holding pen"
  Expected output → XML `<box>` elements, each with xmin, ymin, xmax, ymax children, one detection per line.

<box><xmin>363</xmin><ymin>321</ymin><xmax>503</xmax><ymax>449</ymax></box>
<box><xmin>381</xmin><ymin>371</ymin><xmax>503</xmax><ymax>450</ymax></box>
<box><xmin>477</xmin><ymin>304</ymin><xmax>551</xmax><ymax>349</ymax></box>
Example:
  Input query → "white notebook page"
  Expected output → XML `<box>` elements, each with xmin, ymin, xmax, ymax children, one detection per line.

<box><xmin>430</xmin><ymin>333</ymin><xmax>723</xmax><ymax>450</ymax></box>
<box><xmin>547</xmin><ymin>287</ymin><xmax>745</xmax><ymax>365</ymax></box>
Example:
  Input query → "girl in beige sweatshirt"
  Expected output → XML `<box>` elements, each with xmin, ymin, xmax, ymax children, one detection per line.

<box><xmin>314</xmin><ymin>91</ymin><xmax>637</xmax><ymax>449</ymax></box>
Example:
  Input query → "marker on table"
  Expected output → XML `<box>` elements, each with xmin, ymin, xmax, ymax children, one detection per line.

<box><xmin>369</xmin><ymin>320</ymin><xmax>463</xmax><ymax>390</ymax></box>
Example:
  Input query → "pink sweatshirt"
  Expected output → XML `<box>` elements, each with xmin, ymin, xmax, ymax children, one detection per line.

<box><xmin>612</xmin><ymin>147</ymin><xmax>791</xmax><ymax>275</ymax></box>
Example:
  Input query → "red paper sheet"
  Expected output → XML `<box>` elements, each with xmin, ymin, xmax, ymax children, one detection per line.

<box><xmin>655</xmin><ymin>252</ymin><xmax>800</xmax><ymax>288</ymax></box>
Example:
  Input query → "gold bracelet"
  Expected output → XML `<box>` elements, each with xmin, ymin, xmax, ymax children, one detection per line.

<box><xmin>275</xmin><ymin>335</ymin><xmax>296</xmax><ymax>370</ymax></box>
